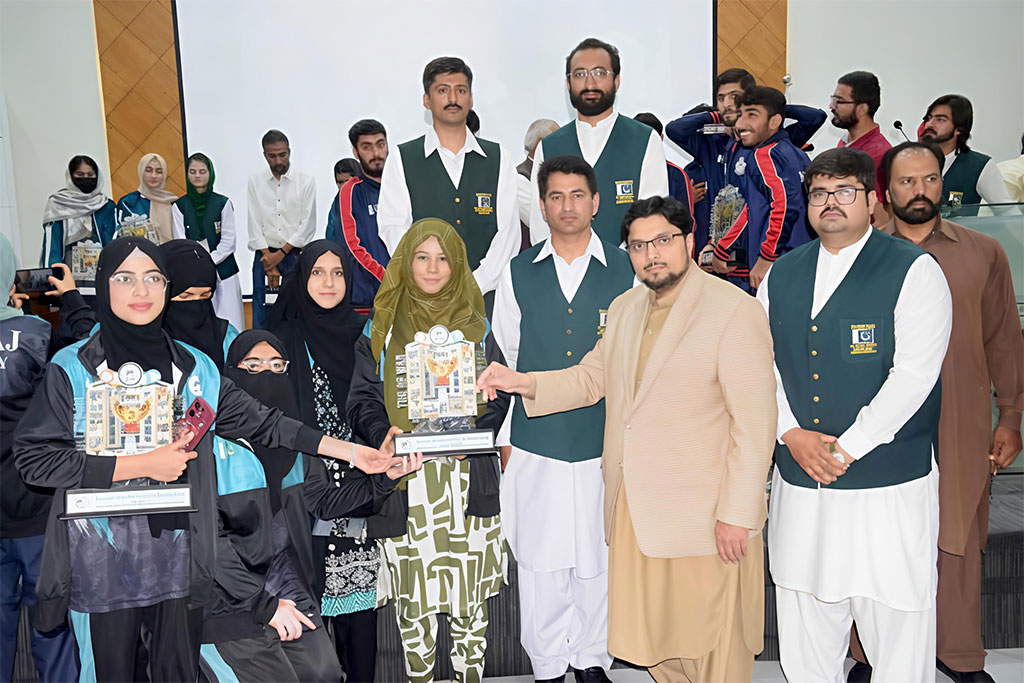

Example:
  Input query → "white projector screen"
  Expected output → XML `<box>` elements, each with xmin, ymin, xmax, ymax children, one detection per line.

<box><xmin>175</xmin><ymin>0</ymin><xmax>714</xmax><ymax>294</ymax></box>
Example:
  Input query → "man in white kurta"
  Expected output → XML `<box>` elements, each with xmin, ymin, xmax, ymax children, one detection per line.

<box><xmin>493</xmin><ymin>156</ymin><xmax>634</xmax><ymax>682</ymax></box>
<box><xmin>757</xmin><ymin>148</ymin><xmax>952</xmax><ymax>682</ymax></box>
<box><xmin>377</xmin><ymin>57</ymin><xmax>520</xmax><ymax>299</ymax></box>
<box><xmin>529</xmin><ymin>39</ymin><xmax>667</xmax><ymax>246</ymax></box>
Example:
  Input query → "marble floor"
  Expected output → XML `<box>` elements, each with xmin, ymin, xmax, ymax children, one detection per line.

<box><xmin>485</xmin><ymin>648</ymin><xmax>1024</xmax><ymax>682</ymax></box>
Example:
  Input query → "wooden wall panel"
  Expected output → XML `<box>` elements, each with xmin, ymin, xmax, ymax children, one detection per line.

<box><xmin>94</xmin><ymin>0</ymin><xmax>184</xmax><ymax>202</ymax></box>
<box><xmin>717</xmin><ymin>0</ymin><xmax>788</xmax><ymax>91</ymax></box>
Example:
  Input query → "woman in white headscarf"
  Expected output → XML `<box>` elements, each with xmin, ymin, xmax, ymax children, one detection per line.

<box><xmin>41</xmin><ymin>155</ymin><xmax>117</xmax><ymax>266</ymax></box>
<box><xmin>115</xmin><ymin>152</ymin><xmax>178</xmax><ymax>244</ymax></box>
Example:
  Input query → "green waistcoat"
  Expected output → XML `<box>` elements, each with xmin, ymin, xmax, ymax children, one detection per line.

<box><xmin>510</xmin><ymin>238</ymin><xmax>634</xmax><ymax>462</ymax></box>
<box><xmin>542</xmin><ymin>115</ymin><xmax>650</xmax><ymax>245</ymax></box>
<box><xmin>398</xmin><ymin>136</ymin><xmax>501</xmax><ymax>270</ymax></box>
<box><xmin>767</xmin><ymin>229</ymin><xmax>940</xmax><ymax>489</ymax></box>
<box><xmin>173</xmin><ymin>193</ymin><xmax>239</xmax><ymax>279</ymax></box>
<box><xmin>942</xmin><ymin>149</ymin><xmax>989</xmax><ymax>208</ymax></box>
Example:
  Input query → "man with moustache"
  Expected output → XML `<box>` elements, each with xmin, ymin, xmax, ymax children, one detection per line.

<box><xmin>829</xmin><ymin>71</ymin><xmax>891</xmax><ymax>223</ymax></box>
<box><xmin>493</xmin><ymin>156</ymin><xmax>634</xmax><ymax>683</ymax></box>
<box><xmin>247</xmin><ymin>129</ymin><xmax>317</xmax><ymax>328</ymax></box>
<box><xmin>326</xmin><ymin>119</ymin><xmax>390</xmax><ymax>314</ymax></box>
<box><xmin>479</xmin><ymin>195</ymin><xmax>777</xmax><ymax>681</ymax></box>
<box><xmin>758</xmin><ymin>147</ymin><xmax>952</xmax><ymax>681</ymax></box>
<box><xmin>708</xmin><ymin>86</ymin><xmax>812</xmax><ymax>291</ymax></box>
<box><xmin>666</xmin><ymin>70</ymin><xmax>825</xmax><ymax>257</ymax></box>
<box><xmin>528</xmin><ymin>38</ymin><xmax>668</xmax><ymax>246</ymax></box>
<box><xmin>844</xmin><ymin>142</ymin><xmax>1022</xmax><ymax>683</ymax></box>
<box><xmin>377</xmin><ymin>56</ymin><xmax>521</xmax><ymax>302</ymax></box>
<box><xmin>919</xmin><ymin>95</ymin><xmax>1014</xmax><ymax>213</ymax></box>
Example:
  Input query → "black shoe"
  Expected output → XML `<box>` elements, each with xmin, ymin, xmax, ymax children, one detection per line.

<box><xmin>573</xmin><ymin>667</ymin><xmax>612</xmax><ymax>683</ymax></box>
<box><xmin>847</xmin><ymin>660</ymin><xmax>872</xmax><ymax>682</ymax></box>
<box><xmin>535</xmin><ymin>677</ymin><xmax>565</xmax><ymax>683</ymax></box>
<box><xmin>937</xmin><ymin>658</ymin><xmax>995</xmax><ymax>683</ymax></box>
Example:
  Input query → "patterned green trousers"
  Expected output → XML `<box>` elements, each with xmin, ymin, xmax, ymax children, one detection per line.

<box><xmin>398</xmin><ymin>601</ymin><xmax>489</xmax><ymax>683</ymax></box>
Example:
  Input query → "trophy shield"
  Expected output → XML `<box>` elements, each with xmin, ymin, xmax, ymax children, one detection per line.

<box><xmin>393</xmin><ymin>325</ymin><xmax>496</xmax><ymax>458</ymax></box>
<box><xmin>705</xmin><ymin>184</ymin><xmax>747</xmax><ymax>267</ymax></box>
<box><xmin>117</xmin><ymin>215</ymin><xmax>162</xmax><ymax>244</ymax></box>
<box><xmin>62</xmin><ymin>374</ymin><xmax>196</xmax><ymax>519</ymax></box>
<box><xmin>69</xmin><ymin>240</ymin><xmax>102</xmax><ymax>295</ymax></box>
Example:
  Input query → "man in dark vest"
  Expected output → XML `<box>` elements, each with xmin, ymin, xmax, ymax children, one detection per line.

<box><xmin>377</xmin><ymin>56</ymin><xmax>521</xmax><ymax>303</ymax></box>
<box><xmin>757</xmin><ymin>148</ymin><xmax>952</xmax><ymax>681</ymax></box>
<box><xmin>528</xmin><ymin>38</ymin><xmax>668</xmax><ymax>246</ymax></box>
<box><xmin>920</xmin><ymin>94</ymin><xmax>1015</xmax><ymax>214</ymax></box>
<box><xmin>493</xmin><ymin>156</ymin><xmax>633</xmax><ymax>683</ymax></box>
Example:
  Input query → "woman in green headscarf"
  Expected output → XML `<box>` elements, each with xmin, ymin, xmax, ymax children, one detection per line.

<box><xmin>347</xmin><ymin>218</ymin><xmax>510</xmax><ymax>683</ymax></box>
<box><xmin>171</xmin><ymin>152</ymin><xmax>243</xmax><ymax>330</ymax></box>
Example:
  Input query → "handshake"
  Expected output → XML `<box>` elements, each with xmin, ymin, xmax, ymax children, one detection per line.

<box><xmin>475</xmin><ymin>362</ymin><xmax>536</xmax><ymax>401</ymax></box>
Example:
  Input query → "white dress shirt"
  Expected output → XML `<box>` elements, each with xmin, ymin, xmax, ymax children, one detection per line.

<box><xmin>377</xmin><ymin>126</ymin><xmax>521</xmax><ymax>295</ymax></box>
<box><xmin>516</xmin><ymin>171</ymin><xmax>533</xmax><ymax>231</ymax></box>
<box><xmin>943</xmin><ymin>150</ymin><xmax>1017</xmax><ymax>215</ymax></box>
<box><xmin>492</xmin><ymin>230</ymin><xmax>610</xmax><ymax>576</ymax></box>
<box><xmin>756</xmin><ymin>227</ymin><xmax>953</xmax><ymax>611</ymax></box>
<box><xmin>528</xmin><ymin>111</ymin><xmax>669</xmax><ymax>244</ymax></box>
<box><xmin>245</xmin><ymin>166</ymin><xmax>317</xmax><ymax>251</ymax></box>
<box><xmin>171</xmin><ymin>199</ymin><xmax>236</xmax><ymax>268</ymax></box>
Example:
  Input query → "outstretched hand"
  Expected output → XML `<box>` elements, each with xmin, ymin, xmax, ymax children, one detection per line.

<box><xmin>476</xmin><ymin>362</ymin><xmax>533</xmax><ymax>401</ymax></box>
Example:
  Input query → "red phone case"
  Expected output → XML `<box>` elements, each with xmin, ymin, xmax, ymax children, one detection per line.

<box><xmin>176</xmin><ymin>397</ymin><xmax>215</xmax><ymax>451</ymax></box>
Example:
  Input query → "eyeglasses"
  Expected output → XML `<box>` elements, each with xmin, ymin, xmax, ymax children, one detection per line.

<box><xmin>238</xmin><ymin>358</ymin><xmax>289</xmax><ymax>374</ymax></box>
<box><xmin>108</xmin><ymin>273</ymin><xmax>168</xmax><ymax>291</ymax></box>
<box><xmin>568</xmin><ymin>67</ymin><xmax>614</xmax><ymax>81</ymax></box>
<box><xmin>626</xmin><ymin>232</ymin><xmax>685</xmax><ymax>255</ymax></box>
<box><xmin>807</xmin><ymin>188</ymin><xmax>868</xmax><ymax>206</ymax></box>
<box><xmin>828</xmin><ymin>96</ymin><xmax>860</xmax><ymax>106</ymax></box>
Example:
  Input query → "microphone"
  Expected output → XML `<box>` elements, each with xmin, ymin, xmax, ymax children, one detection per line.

<box><xmin>893</xmin><ymin>120</ymin><xmax>911</xmax><ymax>143</ymax></box>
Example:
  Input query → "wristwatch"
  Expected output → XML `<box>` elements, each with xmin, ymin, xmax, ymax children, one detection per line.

<box><xmin>829</xmin><ymin>441</ymin><xmax>845</xmax><ymax>463</ymax></box>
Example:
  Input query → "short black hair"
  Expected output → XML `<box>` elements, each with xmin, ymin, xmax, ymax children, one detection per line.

<box><xmin>565</xmin><ymin>37</ymin><xmax>620</xmax><ymax>76</ymax></box>
<box><xmin>422</xmin><ymin>56</ymin><xmax>473</xmax><ymax>93</ymax></box>
<box><xmin>334</xmin><ymin>158</ymin><xmax>361</xmax><ymax>177</ymax></box>
<box><xmin>926</xmin><ymin>94</ymin><xmax>973</xmax><ymax>154</ymax></box>
<box><xmin>739</xmin><ymin>85</ymin><xmax>786</xmax><ymax>120</ymax></box>
<box><xmin>537</xmin><ymin>155</ymin><xmax>598</xmax><ymax>198</ymax></box>
<box><xmin>714</xmin><ymin>68</ymin><xmax>755</xmax><ymax>96</ymax></box>
<box><xmin>621</xmin><ymin>195</ymin><xmax>693</xmax><ymax>243</ymax></box>
<box><xmin>804</xmin><ymin>147</ymin><xmax>876</xmax><ymax>193</ymax></box>
<box><xmin>68</xmin><ymin>155</ymin><xmax>98</xmax><ymax>175</ymax></box>
<box><xmin>348</xmin><ymin>119</ymin><xmax>386</xmax><ymax>147</ymax></box>
<box><xmin>837</xmin><ymin>70</ymin><xmax>881</xmax><ymax>117</ymax></box>
<box><xmin>881</xmin><ymin>141</ymin><xmax>945</xmax><ymax>189</ymax></box>
<box><xmin>262</xmin><ymin>129</ymin><xmax>289</xmax><ymax>148</ymax></box>
<box><xmin>633</xmin><ymin>112</ymin><xmax>662</xmax><ymax>136</ymax></box>
<box><xmin>466</xmin><ymin>109</ymin><xmax>480</xmax><ymax>135</ymax></box>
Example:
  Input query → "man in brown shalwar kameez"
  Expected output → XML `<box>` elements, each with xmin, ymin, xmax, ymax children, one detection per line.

<box><xmin>848</xmin><ymin>141</ymin><xmax>1023</xmax><ymax>683</ymax></box>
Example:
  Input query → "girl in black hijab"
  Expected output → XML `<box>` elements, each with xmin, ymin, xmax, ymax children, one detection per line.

<box><xmin>14</xmin><ymin>237</ymin><xmax>406</xmax><ymax>683</ymax></box>
<box><xmin>160</xmin><ymin>239</ymin><xmax>239</xmax><ymax>371</ymax></box>
<box><xmin>205</xmin><ymin>330</ymin><xmax>420</xmax><ymax>683</ymax></box>
<box><xmin>266</xmin><ymin>240</ymin><xmax>381</xmax><ymax>681</ymax></box>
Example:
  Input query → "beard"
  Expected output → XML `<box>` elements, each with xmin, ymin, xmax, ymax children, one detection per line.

<box><xmin>359</xmin><ymin>155</ymin><xmax>385</xmax><ymax>177</ymax></box>
<box><xmin>921</xmin><ymin>129</ymin><xmax>954</xmax><ymax>145</ymax></box>
<box><xmin>271</xmin><ymin>162</ymin><xmax>289</xmax><ymax>176</ymax></box>
<box><xmin>830</xmin><ymin>110</ymin><xmax>856</xmax><ymax>130</ymax></box>
<box><xmin>893</xmin><ymin>195</ymin><xmax>940</xmax><ymax>224</ymax></box>
<box><xmin>570</xmin><ymin>86</ymin><xmax>616</xmax><ymax>117</ymax></box>
<box><xmin>638</xmin><ymin>262</ymin><xmax>685</xmax><ymax>292</ymax></box>
<box><xmin>719</xmin><ymin>108</ymin><xmax>740</xmax><ymax>126</ymax></box>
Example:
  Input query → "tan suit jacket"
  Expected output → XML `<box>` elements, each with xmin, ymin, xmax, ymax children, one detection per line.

<box><xmin>525</xmin><ymin>266</ymin><xmax>777</xmax><ymax>558</ymax></box>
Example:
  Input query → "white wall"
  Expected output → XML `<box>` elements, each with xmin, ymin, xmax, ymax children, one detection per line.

<box><xmin>787</xmin><ymin>0</ymin><xmax>1024</xmax><ymax>162</ymax></box>
<box><xmin>0</xmin><ymin>0</ymin><xmax>109</xmax><ymax>266</ymax></box>
<box><xmin>176</xmin><ymin>0</ymin><xmax>714</xmax><ymax>293</ymax></box>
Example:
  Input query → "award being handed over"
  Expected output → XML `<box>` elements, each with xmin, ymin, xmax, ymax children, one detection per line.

<box><xmin>62</xmin><ymin>362</ymin><xmax>197</xmax><ymax>520</ymax></box>
<box><xmin>702</xmin><ymin>184</ymin><xmax>747</xmax><ymax>267</ymax></box>
<box><xmin>392</xmin><ymin>325</ymin><xmax>496</xmax><ymax>458</ymax></box>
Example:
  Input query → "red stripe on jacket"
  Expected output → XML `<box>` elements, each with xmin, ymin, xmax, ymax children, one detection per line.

<box><xmin>754</xmin><ymin>143</ymin><xmax>786</xmax><ymax>262</ymax></box>
<box><xmin>339</xmin><ymin>178</ymin><xmax>385</xmax><ymax>281</ymax></box>
<box><xmin>713</xmin><ymin>204</ymin><xmax>748</xmax><ymax>262</ymax></box>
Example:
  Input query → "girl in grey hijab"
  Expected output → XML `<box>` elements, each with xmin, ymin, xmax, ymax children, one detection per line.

<box><xmin>41</xmin><ymin>155</ymin><xmax>117</xmax><ymax>266</ymax></box>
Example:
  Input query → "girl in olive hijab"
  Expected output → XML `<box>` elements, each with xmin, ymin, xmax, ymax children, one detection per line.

<box><xmin>347</xmin><ymin>218</ymin><xmax>510</xmax><ymax>682</ymax></box>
